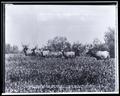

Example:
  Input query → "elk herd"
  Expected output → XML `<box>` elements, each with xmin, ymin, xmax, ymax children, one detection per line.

<box><xmin>23</xmin><ymin>46</ymin><xmax>110</xmax><ymax>60</ymax></box>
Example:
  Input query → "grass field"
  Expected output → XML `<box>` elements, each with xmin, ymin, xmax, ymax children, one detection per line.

<box><xmin>5</xmin><ymin>54</ymin><xmax>115</xmax><ymax>93</ymax></box>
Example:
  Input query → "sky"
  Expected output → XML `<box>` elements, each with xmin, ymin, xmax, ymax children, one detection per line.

<box><xmin>5</xmin><ymin>4</ymin><xmax>116</xmax><ymax>50</ymax></box>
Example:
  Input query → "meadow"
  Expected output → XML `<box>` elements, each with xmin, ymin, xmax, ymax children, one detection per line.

<box><xmin>5</xmin><ymin>54</ymin><xmax>115</xmax><ymax>93</ymax></box>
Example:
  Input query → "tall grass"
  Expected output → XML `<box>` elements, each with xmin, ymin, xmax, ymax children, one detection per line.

<box><xmin>5</xmin><ymin>54</ymin><xmax>115</xmax><ymax>92</ymax></box>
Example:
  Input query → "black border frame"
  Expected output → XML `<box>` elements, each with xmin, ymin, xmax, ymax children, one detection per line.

<box><xmin>1</xmin><ymin>1</ymin><xmax>117</xmax><ymax>5</ymax></box>
<box><xmin>1</xmin><ymin>1</ymin><xmax>119</xmax><ymax>95</ymax></box>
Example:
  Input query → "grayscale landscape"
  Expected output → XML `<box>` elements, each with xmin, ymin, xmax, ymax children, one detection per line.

<box><xmin>5</xmin><ymin>4</ymin><xmax>117</xmax><ymax>93</ymax></box>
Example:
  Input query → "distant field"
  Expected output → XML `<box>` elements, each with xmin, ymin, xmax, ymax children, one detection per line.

<box><xmin>5</xmin><ymin>54</ymin><xmax>115</xmax><ymax>93</ymax></box>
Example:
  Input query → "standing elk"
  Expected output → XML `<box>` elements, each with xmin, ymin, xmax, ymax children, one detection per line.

<box><xmin>50</xmin><ymin>51</ymin><xmax>63</xmax><ymax>58</ymax></box>
<box><xmin>22</xmin><ymin>45</ymin><xmax>37</xmax><ymax>56</ymax></box>
<box><xmin>40</xmin><ymin>50</ymin><xmax>63</xmax><ymax>58</ymax></box>
<box><xmin>96</xmin><ymin>51</ymin><xmax>110</xmax><ymax>60</ymax></box>
<box><xmin>61</xmin><ymin>50</ymin><xmax>76</xmax><ymax>59</ymax></box>
<box><xmin>22</xmin><ymin>45</ymin><xmax>29</xmax><ymax>56</ymax></box>
<box><xmin>85</xmin><ymin>47</ymin><xmax>110</xmax><ymax>60</ymax></box>
<box><xmin>31</xmin><ymin>46</ymin><xmax>37</xmax><ymax>56</ymax></box>
<box><xmin>26</xmin><ymin>49</ymin><xmax>33</xmax><ymax>56</ymax></box>
<box><xmin>35</xmin><ymin>49</ymin><xmax>42</xmax><ymax>56</ymax></box>
<box><xmin>40</xmin><ymin>50</ymin><xmax>50</xmax><ymax>57</ymax></box>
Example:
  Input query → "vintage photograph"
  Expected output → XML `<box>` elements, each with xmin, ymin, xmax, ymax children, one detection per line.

<box><xmin>3</xmin><ymin>1</ymin><xmax>118</xmax><ymax>94</ymax></box>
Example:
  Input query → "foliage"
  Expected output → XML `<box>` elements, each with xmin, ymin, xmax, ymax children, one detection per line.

<box><xmin>92</xmin><ymin>43</ymin><xmax>109</xmax><ymax>52</ymax></box>
<box><xmin>93</xmin><ymin>38</ymin><xmax>102</xmax><ymax>46</ymax></box>
<box><xmin>46</xmin><ymin>36</ymin><xmax>71</xmax><ymax>51</ymax></box>
<box><xmin>72</xmin><ymin>42</ymin><xmax>86</xmax><ymax>56</ymax></box>
<box><xmin>5</xmin><ymin>27</ymin><xmax>116</xmax><ymax>92</ymax></box>
<box><xmin>5</xmin><ymin>44</ymin><xmax>19</xmax><ymax>54</ymax></box>
<box><xmin>5</xmin><ymin>54</ymin><xmax>115</xmax><ymax>92</ymax></box>
<box><xmin>104</xmin><ymin>27</ymin><xmax>115</xmax><ymax>58</ymax></box>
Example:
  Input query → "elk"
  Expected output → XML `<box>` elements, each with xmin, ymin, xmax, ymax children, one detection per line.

<box><xmin>35</xmin><ymin>49</ymin><xmax>42</xmax><ymax>56</ymax></box>
<box><xmin>96</xmin><ymin>51</ymin><xmax>110</xmax><ymax>59</ymax></box>
<box><xmin>22</xmin><ymin>45</ymin><xmax>29</xmax><ymax>56</ymax></box>
<box><xmin>39</xmin><ymin>49</ymin><xmax>63</xmax><ymax>58</ymax></box>
<box><xmin>50</xmin><ymin>51</ymin><xmax>63</xmax><ymax>58</ymax></box>
<box><xmin>85</xmin><ymin>47</ymin><xmax>110</xmax><ymax>60</ymax></box>
<box><xmin>31</xmin><ymin>46</ymin><xmax>37</xmax><ymax>56</ymax></box>
<box><xmin>40</xmin><ymin>50</ymin><xmax>50</xmax><ymax>57</ymax></box>
<box><xmin>22</xmin><ymin>44</ymin><xmax>37</xmax><ymax>56</ymax></box>
<box><xmin>61</xmin><ymin>50</ymin><xmax>75</xmax><ymax>59</ymax></box>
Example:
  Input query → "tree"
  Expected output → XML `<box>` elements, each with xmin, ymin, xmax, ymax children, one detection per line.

<box><xmin>92</xmin><ymin>38</ymin><xmax>110</xmax><ymax>52</ymax></box>
<box><xmin>46</xmin><ymin>36</ymin><xmax>71</xmax><ymax>51</ymax></box>
<box><xmin>63</xmin><ymin>42</ymin><xmax>71</xmax><ymax>51</ymax></box>
<box><xmin>12</xmin><ymin>45</ymin><xmax>19</xmax><ymax>53</ymax></box>
<box><xmin>5</xmin><ymin>44</ymin><xmax>19</xmax><ymax>54</ymax></box>
<box><xmin>104</xmin><ymin>27</ymin><xmax>115</xmax><ymax>58</ymax></box>
<box><xmin>72</xmin><ymin>42</ymin><xmax>86</xmax><ymax>56</ymax></box>
<box><xmin>93</xmin><ymin>38</ymin><xmax>101</xmax><ymax>47</ymax></box>
<box><xmin>5</xmin><ymin>44</ymin><xmax>11</xmax><ymax>53</ymax></box>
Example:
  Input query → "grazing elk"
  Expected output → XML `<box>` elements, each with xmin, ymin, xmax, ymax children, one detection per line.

<box><xmin>61</xmin><ymin>50</ymin><xmax>75</xmax><ymax>59</ymax></box>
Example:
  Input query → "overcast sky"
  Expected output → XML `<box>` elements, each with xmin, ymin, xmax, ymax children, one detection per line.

<box><xmin>5</xmin><ymin>4</ymin><xmax>116</xmax><ymax>50</ymax></box>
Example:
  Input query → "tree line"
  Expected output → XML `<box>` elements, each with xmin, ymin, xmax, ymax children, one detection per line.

<box><xmin>5</xmin><ymin>44</ymin><xmax>19</xmax><ymax>54</ymax></box>
<box><xmin>5</xmin><ymin>27</ymin><xmax>115</xmax><ymax>58</ymax></box>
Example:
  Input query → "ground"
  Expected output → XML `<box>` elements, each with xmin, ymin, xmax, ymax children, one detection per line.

<box><xmin>5</xmin><ymin>53</ymin><xmax>115</xmax><ymax>93</ymax></box>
